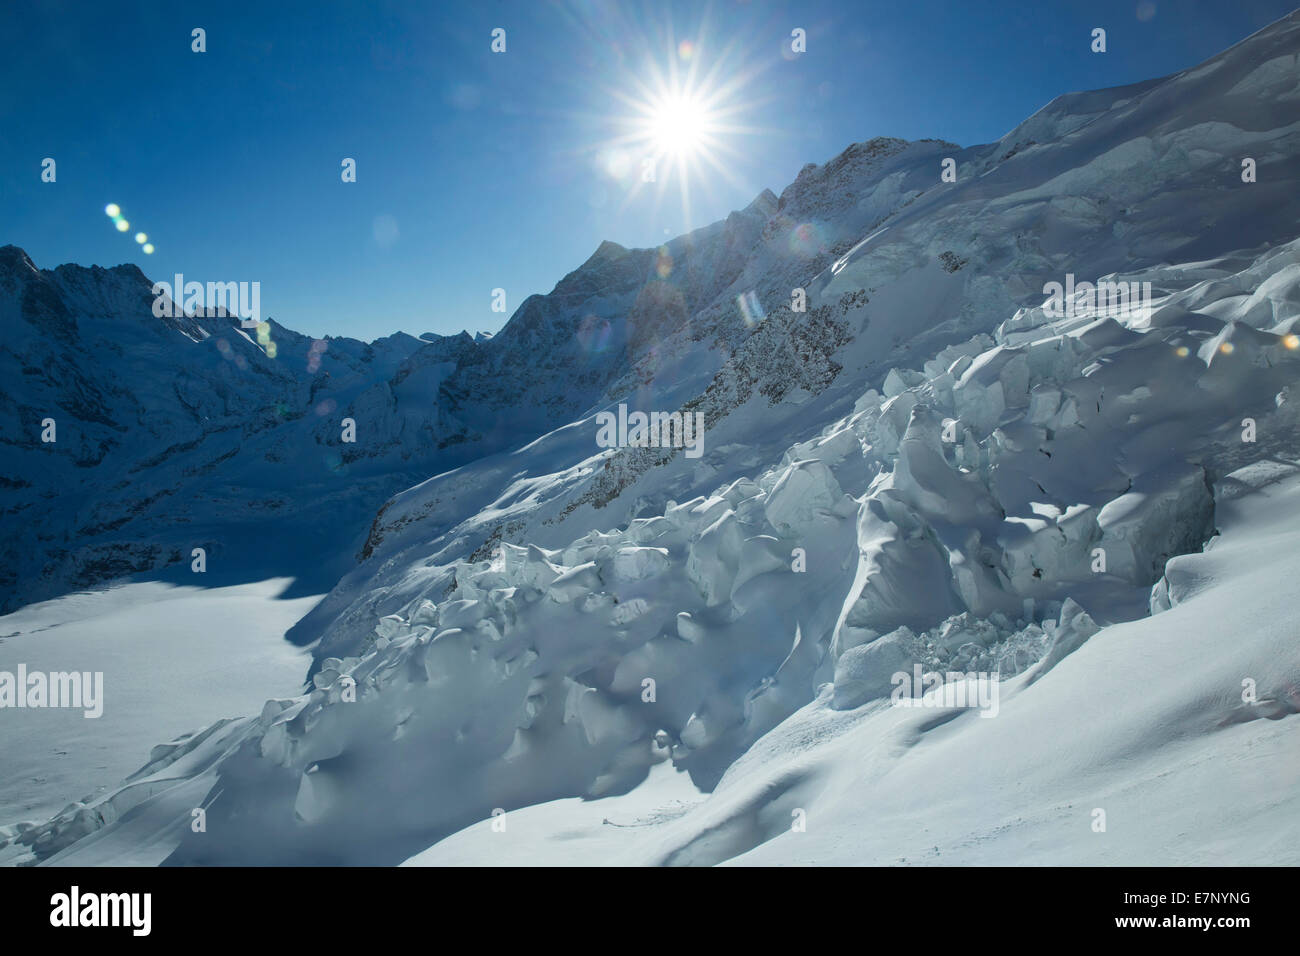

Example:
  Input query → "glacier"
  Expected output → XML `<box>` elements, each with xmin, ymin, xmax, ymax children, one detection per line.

<box><xmin>3</xmin><ymin>9</ymin><xmax>1300</xmax><ymax>867</ymax></box>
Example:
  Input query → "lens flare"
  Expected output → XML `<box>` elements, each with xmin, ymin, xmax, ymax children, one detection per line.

<box><xmin>577</xmin><ymin>314</ymin><xmax>612</xmax><ymax>354</ymax></box>
<box><xmin>737</xmin><ymin>289</ymin><xmax>766</xmax><ymax>327</ymax></box>
<box><xmin>1283</xmin><ymin>334</ymin><xmax>1299</xmax><ymax>350</ymax></box>
<box><xmin>602</xmin><ymin>148</ymin><xmax>632</xmax><ymax>181</ymax></box>
<box><xmin>104</xmin><ymin>205</ymin><xmax>158</xmax><ymax>252</ymax></box>
<box><xmin>655</xmin><ymin>246</ymin><xmax>673</xmax><ymax>278</ymax></box>
<box><xmin>788</xmin><ymin>222</ymin><xmax>825</xmax><ymax>257</ymax></box>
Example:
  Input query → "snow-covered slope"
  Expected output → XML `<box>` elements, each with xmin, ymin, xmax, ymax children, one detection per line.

<box><xmin>4</xmin><ymin>10</ymin><xmax>1300</xmax><ymax>867</ymax></box>
<box><xmin>9</xmin><ymin>228</ymin><xmax>1300</xmax><ymax>866</ymax></box>
<box><xmin>0</xmin><ymin>578</ymin><xmax>315</xmax><ymax>826</ymax></box>
<box><xmin>405</xmin><ymin>457</ymin><xmax>1300</xmax><ymax>867</ymax></box>
<box><xmin>295</xmin><ymin>8</ymin><xmax>1300</xmax><ymax>670</ymax></box>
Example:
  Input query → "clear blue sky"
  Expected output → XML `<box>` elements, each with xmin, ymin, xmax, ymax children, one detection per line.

<box><xmin>3</xmin><ymin>0</ymin><xmax>1295</xmax><ymax>340</ymax></box>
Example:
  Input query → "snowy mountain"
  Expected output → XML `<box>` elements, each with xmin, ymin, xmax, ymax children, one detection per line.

<box><xmin>0</xmin><ymin>247</ymin><xmax>442</xmax><ymax>610</ymax></box>
<box><xmin>3</xmin><ymin>9</ymin><xmax>1300</xmax><ymax>866</ymax></box>
<box><xmin>294</xmin><ymin>7</ymin><xmax>1300</xmax><ymax>668</ymax></box>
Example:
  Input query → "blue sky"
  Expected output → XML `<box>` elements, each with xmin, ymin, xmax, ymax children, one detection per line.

<box><xmin>3</xmin><ymin>0</ymin><xmax>1295</xmax><ymax>340</ymax></box>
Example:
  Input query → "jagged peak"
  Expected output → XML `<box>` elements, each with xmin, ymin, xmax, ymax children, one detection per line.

<box><xmin>416</xmin><ymin>329</ymin><xmax>475</xmax><ymax>346</ymax></box>
<box><xmin>590</xmin><ymin>239</ymin><xmax>630</xmax><ymax>261</ymax></box>
<box><xmin>0</xmin><ymin>244</ymin><xmax>39</xmax><ymax>276</ymax></box>
<box><xmin>797</xmin><ymin>136</ymin><xmax>911</xmax><ymax>180</ymax></box>
<box><xmin>744</xmin><ymin>188</ymin><xmax>779</xmax><ymax>215</ymax></box>
<box><xmin>367</xmin><ymin>330</ymin><xmax>422</xmax><ymax>348</ymax></box>
<box><xmin>108</xmin><ymin>262</ymin><xmax>150</xmax><ymax>284</ymax></box>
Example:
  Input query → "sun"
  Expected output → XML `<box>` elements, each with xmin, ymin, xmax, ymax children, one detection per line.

<box><xmin>646</xmin><ymin>93</ymin><xmax>710</xmax><ymax>157</ymax></box>
<box><xmin>611</xmin><ymin>73</ymin><xmax>748</xmax><ymax>225</ymax></box>
<box><xmin>581</xmin><ymin>17</ymin><xmax>773</xmax><ymax>231</ymax></box>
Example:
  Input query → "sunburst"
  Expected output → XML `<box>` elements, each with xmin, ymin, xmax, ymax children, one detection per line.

<box><xmin>587</xmin><ymin>18</ymin><xmax>772</xmax><ymax>231</ymax></box>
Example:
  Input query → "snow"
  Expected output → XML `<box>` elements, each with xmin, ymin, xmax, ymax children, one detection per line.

<box><xmin>0</xmin><ymin>579</ymin><xmax>315</xmax><ymax>827</ymax></box>
<box><xmin>14</xmin><ymin>227</ymin><xmax>1300</xmax><ymax>867</ymax></box>
<box><xmin>407</xmin><ymin>461</ymin><xmax>1300</xmax><ymax>866</ymax></box>
<box><xmin>401</xmin><ymin>760</ymin><xmax>704</xmax><ymax>867</ymax></box>
<box><xmin>4</xmin><ymin>9</ymin><xmax>1300</xmax><ymax>868</ymax></box>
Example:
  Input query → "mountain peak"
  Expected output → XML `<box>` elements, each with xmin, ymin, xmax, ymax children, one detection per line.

<box><xmin>590</xmin><ymin>239</ymin><xmax>629</xmax><ymax>261</ymax></box>
<box><xmin>0</xmin><ymin>244</ymin><xmax>39</xmax><ymax>277</ymax></box>
<box><xmin>745</xmin><ymin>188</ymin><xmax>779</xmax><ymax>216</ymax></box>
